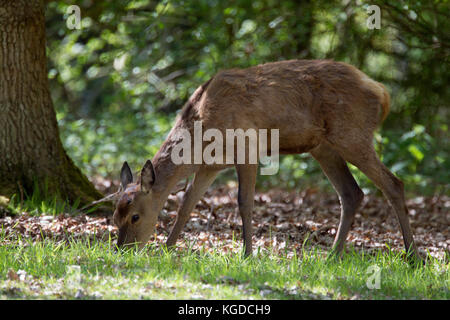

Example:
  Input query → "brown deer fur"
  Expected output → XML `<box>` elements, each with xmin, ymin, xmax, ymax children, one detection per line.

<box><xmin>113</xmin><ymin>59</ymin><xmax>418</xmax><ymax>259</ymax></box>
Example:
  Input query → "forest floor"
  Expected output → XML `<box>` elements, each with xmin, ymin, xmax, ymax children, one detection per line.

<box><xmin>0</xmin><ymin>182</ymin><xmax>448</xmax><ymax>299</ymax></box>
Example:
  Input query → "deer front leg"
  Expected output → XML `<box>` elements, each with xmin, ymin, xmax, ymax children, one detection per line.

<box><xmin>311</xmin><ymin>143</ymin><xmax>364</xmax><ymax>255</ymax></box>
<box><xmin>166</xmin><ymin>167</ymin><xmax>219</xmax><ymax>248</ymax></box>
<box><xmin>236</xmin><ymin>164</ymin><xmax>258</xmax><ymax>257</ymax></box>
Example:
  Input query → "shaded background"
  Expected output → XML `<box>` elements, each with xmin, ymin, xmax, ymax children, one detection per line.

<box><xmin>45</xmin><ymin>0</ymin><xmax>449</xmax><ymax>196</ymax></box>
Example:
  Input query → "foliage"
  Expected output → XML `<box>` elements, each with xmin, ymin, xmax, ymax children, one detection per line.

<box><xmin>44</xmin><ymin>0</ymin><xmax>449</xmax><ymax>195</ymax></box>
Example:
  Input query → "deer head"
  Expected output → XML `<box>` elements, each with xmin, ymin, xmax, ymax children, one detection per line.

<box><xmin>113</xmin><ymin>160</ymin><xmax>158</xmax><ymax>249</ymax></box>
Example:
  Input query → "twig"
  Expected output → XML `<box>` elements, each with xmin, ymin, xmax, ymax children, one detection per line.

<box><xmin>73</xmin><ymin>192</ymin><xmax>120</xmax><ymax>215</ymax></box>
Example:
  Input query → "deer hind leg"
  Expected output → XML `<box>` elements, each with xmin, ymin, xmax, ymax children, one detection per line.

<box><xmin>236</xmin><ymin>164</ymin><xmax>258</xmax><ymax>257</ymax></box>
<box><xmin>311</xmin><ymin>142</ymin><xmax>364</xmax><ymax>254</ymax></box>
<box><xmin>328</xmin><ymin>135</ymin><xmax>418</xmax><ymax>258</ymax></box>
<box><xmin>166</xmin><ymin>167</ymin><xmax>219</xmax><ymax>248</ymax></box>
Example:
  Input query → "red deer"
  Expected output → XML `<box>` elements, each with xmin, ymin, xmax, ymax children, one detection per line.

<box><xmin>112</xmin><ymin>59</ymin><xmax>418</xmax><ymax>259</ymax></box>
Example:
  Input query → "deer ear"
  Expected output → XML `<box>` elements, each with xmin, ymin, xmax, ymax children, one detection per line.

<box><xmin>140</xmin><ymin>159</ymin><xmax>155</xmax><ymax>193</ymax></box>
<box><xmin>120</xmin><ymin>161</ymin><xmax>133</xmax><ymax>189</ymax></box>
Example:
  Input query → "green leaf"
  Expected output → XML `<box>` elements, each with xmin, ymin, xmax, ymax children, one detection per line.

<box><xmin>408</xmin><ymin>145</ymin><xmax>424</xmax><ymax>162</ymax></box>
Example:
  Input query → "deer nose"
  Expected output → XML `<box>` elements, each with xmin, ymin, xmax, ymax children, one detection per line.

<box><xmin>114</xmin><ymin>225</ymin><xmax>128</xmax><ymax>250</ymax></box>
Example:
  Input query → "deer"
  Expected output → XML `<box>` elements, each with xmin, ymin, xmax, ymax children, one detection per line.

<box><xmin>112</xmin><ymin>59</ymin><xmax>419</xmax><ymax>260</ymax></box>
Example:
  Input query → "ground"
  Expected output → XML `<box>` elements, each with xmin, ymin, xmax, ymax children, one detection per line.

<box><xmin>0</xmin><ymin>183</ymin><xmax>448</xmax><ymax>299</ymax></box>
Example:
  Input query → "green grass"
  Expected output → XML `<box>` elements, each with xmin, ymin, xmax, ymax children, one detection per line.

<box><xmin>1</xmin><ymin>188</ymin><xmax>449</xmax><ymax>300</ymax></box>
<box><xmin>0</xmin><ymin>233</ymin><xmax>448</xmax><ymax>300</ymax></box>
<box><xmin>5</xmin><ymin>181</ymin><xmax>103</xmax><ymax>216</ymax></box>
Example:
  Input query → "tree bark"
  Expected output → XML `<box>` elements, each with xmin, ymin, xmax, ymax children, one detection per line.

<box><xmin>0</xmin><ymin>0</ymin><xmax>102</xmax><ymax>204</ymax></box>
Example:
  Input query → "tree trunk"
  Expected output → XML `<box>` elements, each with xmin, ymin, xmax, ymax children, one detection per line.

<box><xmin>0</xmin><ymin>0</ymin><xmax>102</xmax><ymax>205</ymax></box>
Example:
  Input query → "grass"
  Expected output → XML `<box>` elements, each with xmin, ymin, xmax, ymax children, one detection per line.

<box><xmin>0</xmin><ymin>233</ymin><xmax>448</xmax><ymax>300</ymax></box>
<box><xmin>5</xmin><ymin>180</ymin><xmax>102</xmax><ymax>216</ymax></box>
<box><xmin>1</xmin><ymin>188</ymin><xmax>449</xmax><ymax>300</ymax></box>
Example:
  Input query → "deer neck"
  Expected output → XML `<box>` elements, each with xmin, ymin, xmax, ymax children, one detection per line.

<box><xmin>150</xmin><ymin>127</ymin><xmax>196</xmax><ymax>207</ymax></box>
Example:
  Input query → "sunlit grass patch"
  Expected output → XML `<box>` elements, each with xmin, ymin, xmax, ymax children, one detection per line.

<box><xmin>0</xmin><ymin>233</ymin><xmax>448</xmax><ymax>300</ymax></box>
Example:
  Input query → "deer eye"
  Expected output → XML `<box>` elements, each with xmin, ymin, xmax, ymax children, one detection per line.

<box><xmin>131</xmin><ymin>214</ymin><xmax>139</xmax><ymax>224</ymax></box>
